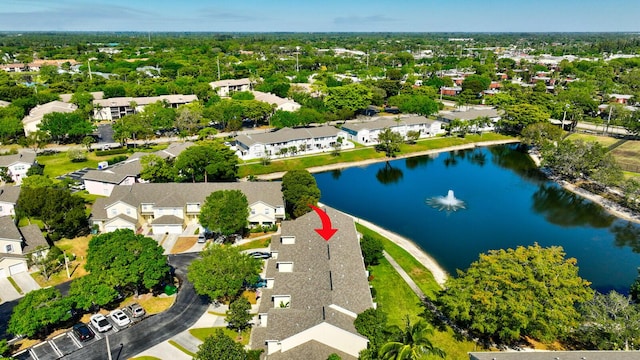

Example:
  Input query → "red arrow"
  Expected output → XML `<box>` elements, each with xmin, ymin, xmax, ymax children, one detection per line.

<box><xmin>309</xmin><ymin>205</ymin><xmax>338</xmax><ymax>241</ymax></box>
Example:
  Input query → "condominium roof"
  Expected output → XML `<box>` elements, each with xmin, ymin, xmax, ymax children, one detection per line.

<box><xmin>20</xmin><ymin>224</ymin><xmax>48</xmax><ymax>253</ymax></box>
<box><xmin>59</xmin><ymin>91</ymin><xmax>104</xmax><ymax>103</ymax></box>
<box><xmin>93</xmin><ymin>94</ymin><xmax>198</xmax><ymax>108</ymax></box>
<box><xmin>342</xmin><ymin>115</ymin><xmax>439</xmax><ymax>132</ymax></box>
<box><xmin>0</xmin><ymin>186</ymin><xmax>21</xmax><ymax>204</ymax></box>
<box><xmin>251</xmin><ymin>90</ymin><xmax>300</xmax><ymax>107</ymax></box>
<box><xmin>209</xmin><ymin>78</ymin><xmax>252</xmax><ymax>88</ymax></box>
<box><xmin>22</xmin><ymin>101</ymin><xmax>77</xmax><ymax>127</ymax></box>
<box><xmin>0</xmin><ymin>216</ymin><xmax>21</xmax><ymax>241</ymax></box>
<box><xmin>82</xmin><ymin>170</ymin><xmax>131</xmax><ymax>184</ymax></box>
<box><xmin>235</xmin><ymin>126</ymin><xmax>342</xmax><ymax>147</ymax></box>
<box><xmin>251</xmin><ymin>207</ymin><xmax>373</xmax><ymax>359</ymax></box>
<box><xmin>92</xmin><ymin>182</ymin><xmax>284</xmax><ymax>219</ymax></box>
<box><xmin>0</xmin><ymin>152</ymin><xmax>36</xmax><ymax>167</ymax></box>
<box><xmin>438</xmin><ymin>108</ymin><xmax>501</xmax><ymax>121</ymax></box>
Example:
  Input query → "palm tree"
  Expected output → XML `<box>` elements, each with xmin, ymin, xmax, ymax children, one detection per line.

<box><xmin>378</xmin><ymin>316</ymin><xmax>445</xmax><ymax>360</ymax></box>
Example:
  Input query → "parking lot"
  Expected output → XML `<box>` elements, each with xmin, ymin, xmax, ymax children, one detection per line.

<box><xmin>12</xmin><ymin>308</ymin><xmax>142</xmax><ymax>359</ymax></box>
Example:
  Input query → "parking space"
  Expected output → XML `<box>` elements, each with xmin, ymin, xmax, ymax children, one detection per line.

<box><xmin>52</xmin><ymin>332</ymin><xmax>82</xmax><ymax>356</ymax></box>
<box><xmin>12</xmin><ymin>349</ymin><xmax>32</xmax><ymax>360</ymax></box>
<box><xmin>56</xmin><ymin>167</ymin><xmax>90</xmax><ymax>182</ymax></box>
<box><xmin>30</xmin><ymin>341</ymin><xmax>61</xmax><ymax>360</ymax></box>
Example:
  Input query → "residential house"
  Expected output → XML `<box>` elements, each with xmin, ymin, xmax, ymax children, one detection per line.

<box><xmin>469</xmin><ymin>351</ymin><xmax>640</xmax><ymax>360</ymax></box>
<box><xmin>27</xmin><ymin>59</ymin><xmax>79</xmax><ymax>72</ymax></box>
<box><xmin>0</xmin><ymin>216</ymin><xmax>49</xmax><ymax>278</ymax></box>
<box><xmin>341</xmin><ymin>116</ymin><xmax>443</xmax><ymax>145</ymax></box>
<box><xmin>233</xmin><ymin>126</ymin><xmax>351</xmax><ymax>160</ymax></box>
<box><xmin>90</xmin><ymin>182</ymin><xmax>285</xmax><ymax>234</ymax></box>
<box><xmin>82</xmin><ymin>142</ymin><xmax>194</xmax><ymax>196</ymax></box>
<box><xmin>92</xmin><ymin>94</ymin><xmax>198</xmax><ymax>121</ymax></box>
<box><xmin>22</xmin><ymin>100</ymin><xmax>78</xmax><ymax>136</ymax></box>
<box><xmin>437</xmin><ymin>108</ymin><xmax>502</xmax><ymax>131</ymax></box>
<box><xmin>0</xmin><ymin>63</ymin><xmax>27</xmax><ymax>73</ymax></box>
<box><xmin>0</xmin><ymin>152</ymin><xmax>36</xmax><ymax>185</ymax></box>
<box><xmin>0</xmin><ymin>186</ymin><xmax>21</xmax><ymax>217</ymax></box>
<box><xmin>609</xmin><ymin>94</ymin><xmax>634</xmax><ymax>105</ymax></box>
<box><xmin>209</xmin><ymin>78</ymin><xmax>253</xmax><ymax>97</ymax></box>
<box><xmin>440</xmin><ymin>86</ymin><xmax>462</xmax><ymax>96</ymax></box>
<box><xmin>250</xmin><ymin>207</ymin><xmax>373</xmax><ymax>359</ymax></box>
<box><xmin>252</xmin><ymin>91</ymin><xmax>301</xmax><ymax>112</ymax></box>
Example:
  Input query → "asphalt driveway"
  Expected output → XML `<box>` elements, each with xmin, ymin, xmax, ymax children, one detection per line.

<box><xmin>0</xmin><ymin>277</ymin><xmax>21</xmax><ymax>303</ymax></box>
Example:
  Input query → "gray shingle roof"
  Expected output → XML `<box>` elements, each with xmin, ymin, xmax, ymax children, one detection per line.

<box><xmin>91</xmin><ymin>197</ymin><xmax>109</xmax><ymax>220</ymax></box>
<box><xmin>235</xmin><ymin>126</ymin><xmax>342</xmax><ymax>148</ymax></box>
<box><xmin>0</xmin><ymin>186</ymin><xmax>21</xmax><ymax>204</ymax></box>
<box><xmin>251</xmin><ymin>206</ymin><xmax>372</xmax><ymax>356</ymax></box>
<box><xmin>341</xmin><ymin>115</ymin><xmax>438</xmax><ymax>132</ymax></box>
<box><xmin>152</xmin><ymin>215</ymin><xmax>183</xmax><ymax>225</ymax></box>
<box><xmin>82</xmin><ymin>170</ymin><xmax>130</xmax><ymax>184</ymax></box>
<box><xmin>0</xmin><ymin>152</ymin><xmax>36</xmax><ymax>167</ymax></box>
<box><xmin>93</xmin><ymin>94</ymin><xmax>197</xmax><ymax>107</ymax></box>
<box><xmin>0</xmin><ymin>215</ymin><xmax>21</xmax><ymax>241</ymax></box>
<box><xmin>438</xmin><ymin>108</ymin><xmax>500</xmax><ymax>121</ymax></box>
<box><xmin>20</xmin><ymin>224</ymin><xmax>49</xmax><ymax>253</ymax></box>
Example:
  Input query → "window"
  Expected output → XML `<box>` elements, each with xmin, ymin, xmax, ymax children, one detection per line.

<box><xmin>0</xmin><ymin>206</ymin><xmax>3</xmax><ymax>212</ymax></box>
<box><xmin>5</xmin><ymin>244</ymin><xmax>13</xmax><ymax>253</ymax></box>
<box><xmin>251</xmin><ymin>209</ymin><xmax>256</xmax><ymax>215</ymax></box>
<box><xmin>264</xmin><ymin>208</ymin><xmax>270</xmax><ymax>215</ymax></box>
<box><xmin>126</xmin><ymin>208</ymin><xmax>131</xmax><ymax>215</ymax></box>
<box><xmin>110</xmin><ymin>209</ymin><xmax>117</xmax><ymax>216</ymax></box>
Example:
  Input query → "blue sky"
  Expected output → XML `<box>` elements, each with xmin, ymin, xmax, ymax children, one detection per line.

<box><xmin>0</xmin><ymin>0</ymin><xmax>638</xmax><ymax>32</ymax></box>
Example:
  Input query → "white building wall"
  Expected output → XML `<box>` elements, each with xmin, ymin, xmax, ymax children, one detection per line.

<box><xmin>8</xmin><ymin>162</ymin><xmax>31</xmax><ymax>185</ymax></box>
<box><xmin>0</xmin><ymin>202</ymin><xmax>15</xmax><ymax>217</ymax></box>
<box><xmin>0</xmin><ymin>239</ymin><xmax>22</xmax><ymax>255</ymax></box>
<box><xmin>279</xmin><ymin>322</ymin><xmax>369</xmax><ymax>358</ymax></box>
<box><xmin>85</xmin><ymin>179</ymin><xmax>116</xmax><ymax>196</ymax></box>
<box><xmin>153</xmin><ymin>207</ymin><xmax>184</xmax><ymax>219</ymax></box>
<box><xmin>106</xmin><ymin>202</ymin><xmax>138</xmax><ymax>219</ymax></box>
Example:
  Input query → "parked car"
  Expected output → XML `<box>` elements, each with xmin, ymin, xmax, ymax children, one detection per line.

<box><xmin>197</xmin><ymin>233</ymin><xmax>206</xmax><ymax>243</ymax></box>
<box><xmin>249</xmin><ymin>251</ymin><xmax>271</xmax><ymax>259</ymax></box>
<box><xmin>127</xmin><ymin>303</ymin><xmax>146</xmax><ymax>318</ymax></box>
<box><xmin>72</xmin><ymin>323</ymin><xmax>95</xmax><ymax>341</ymax></box>
<box><xmin>90</xmin><ymin>313</ymin><xmax>112</xmax><ymax>333</ymax></box>
<box><xmin>109</xmin><ymin>309</ymin><xmax>131</xmax><ymax>327</ymax></box>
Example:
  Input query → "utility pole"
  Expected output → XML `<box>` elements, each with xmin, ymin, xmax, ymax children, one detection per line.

<box><xmin>605</xmin><ymin>105</ymin><xmax>613</xmax><ymax>135</ymax></box>
<box><xmin>217</xmin><ymin>57</ymin><xmax>220</xmax><ymax>80</ymax></box>
<box><xmin>64</xmin><ymin>251</ymin><xmax>70</xmax><ymax>279</ymax></box>
<box><xmin>295</xmin><ymin>46</ymin><xmax>300</xmax><ymax>73</ymax></box>
<box><xmin>88</xmin><ymin>59</ymin><xmax>92</xmax><ymax>81</ymax></box>
<box><xmin>106</xmin><ymin>334</ymin><xmax>112</xmax><ymax>360</ymax></box>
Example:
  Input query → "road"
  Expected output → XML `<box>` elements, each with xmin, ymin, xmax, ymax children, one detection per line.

<box><xmin>62</xmin><ymin>253</ymin><xmax>207</xmax><ymax>360</ymax></box>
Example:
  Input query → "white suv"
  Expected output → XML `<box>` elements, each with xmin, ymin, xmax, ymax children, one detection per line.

<box><xmin>90</xmin><ymin>314</ymin><xmax>112</xmax><ymax>333</ymax></box>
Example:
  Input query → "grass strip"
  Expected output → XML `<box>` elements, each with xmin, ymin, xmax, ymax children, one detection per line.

<box><xmin>7</xmin><ymin>277</ymin><xmax>23</xmax><ymax>294</ymax></box>
<box><xmin>356</xmin><ymin>223</ymin><xmax>441</xmax><ymax>299</ymax></box>
<box><xmin>168</xmin><ymin>340</ymin><xmax>195</xmax><ymax>357</ymax></box>
<box><xmin>236</xmin><ymin>238</ymin><xmax>271</xmax><ymax>251</ymax></box>
<box><xmin>190</xmin><ymin>327</ymin><xmax>251</xmax><ymax>345</ymax></box>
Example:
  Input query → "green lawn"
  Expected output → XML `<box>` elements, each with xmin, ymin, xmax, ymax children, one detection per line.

<box><xmin>36</xmin><ymin>151</ymin><xmax>113</xmax><ymax>178</ymax></box>
<box><xmin>565</xmin><ymin>133</ymin><xmax>619</xmax><ymax>147</ymax></box>
<box><xmin>356</xmin><ymin>223</ymin><xmax>442</xmax><ymax>299</ymax></box>
<box><xmin>611</xmin><ymin>140</ymin><xmax>640</xmax><ymax>171</ymax></box>
<box><xmin>189</xmin><ymin>327</ymin><xmax>251</xmax><ymax>345</ymax></box>
<box><xmin>235</xmin><ymin>237</ymin><xmax>272</xmax><ymax>251</ymax></box>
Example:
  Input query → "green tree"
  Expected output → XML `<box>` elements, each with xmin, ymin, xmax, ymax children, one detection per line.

<box><xmin>175</xmin><ymin>102</ymin><xmax>203</xmax><ymax>134</ymax></box>
<box><xmin>7</xmin><ymin>287</ymin><xmax>71</xmax><ymax>338</ymax></box>
<box><xmin>542</xmin><ymin>139</ymin><xmax>621</xmax><ymax>183</ymax></box>
<box><xmin>21</xmin><ymin>174</ymin><xmax>54</xmax><ymax>189</ymax></box>
<box><xmin>574</xmin><ymin>291</ymin><xmax>640</xmax><ymax>350</ymax></box>
<box><xmin>281</xmin><ymin>169</ymin><xmax>321</xmax><ymax>219</ymax></box>
<box><xmin>187</xmin><ymin>245</ymin><xmax>261</xmax><ymax>301</ymax></box>
<box><xmin>498</xmin><ymin>104</ymin><xmax>550</xmax><ymax>134</ymax></box>
<box><xmin>355</xmin><ymin>307</ymin><xmax>389</xmax><ymax>349</ymax></box>
<box><xmin>387</xmin><ymin>95</ymin><xmax>438</xmax><ymax>117</ymax></box>
<box><xmin>521</xmin><ymin>122</ymin><xmax>564</xmax><ymax>148</ymax></box>
<box><xmin>140</xmin><ymin>154</ymin><xmax>179</xmax><ymax>183</ymax></box>
<box><xmin>325</xmin><ymin>83</ymin><xmax>372</xmax><ymax>113</ymax></box>
<box><xmin>199</xmin><ymin>190</ymin><xmax>249</xmax><ymax>236</ymax></box>
<box><xmin>85</xmin><ymin>229</ymin><xmax>169</xmax><ymax>292</ymax></box>
<box><xmin>16</xmin><ymin>187</ymin><xmax>88</xmax><ymax>239</ymax></box>
<box><xmin>378</xmin><ymin>316</ymin><xmax>445</xmax><ymax>360</ymax></box>
<box><xmin>25</xmin><ymin>130</ymin><xmax>51</xmax><ymax>154</ymax></box>
<box><xmin>360</xmin><ymin>234</ymin><xmax>384</xmax><ymax>266</ymax></box>
<box><xmin>461</xmin><ymin>74</ymin><xmax>491</xmax><ymax>95</ymax></box>
<box><xmin>0</xmin><ymin>116</ymin><xmax>24</xmax><ymax>143</ymax></box>
<box><xmin>175</xmin><ymin>143</ymin><xmax>238</xmax><ymax>182</ymax></box>
<box><xmin>438</xmin><ymin>243</ymin><xmax>594</xmax><ymax>344</ymax></box>
<box><xmin>376</xmin><ymin>128</ymin><xmax>403</xmax><ymax>157</ymax></box>
<box><xmin>39</xmin><ymin>112</ymin><xmax>93</xmax><ymax>143</ymax></box>
<box><xmin>225</xmin><ymin>296</ymin><xmax>252</xmax><ymax>331</ymax></box>
<box><xmin>68</xmin><ymin>273</ymin><xmax>119</xmax><ymax>311</ymax></box>
<box><xmin>0</xmin><ymin>339</ymin><xmax>9</xmax><ymax>358</ymax></box>
<box><xmin>194</xmin><ymin>329</ymin><xmax>247</xmax><ymax>360</ymax></box>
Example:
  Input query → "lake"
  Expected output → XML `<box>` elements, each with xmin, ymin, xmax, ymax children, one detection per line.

<box><xmin>314</xmin><ymin>144</ymin><xmax>640</xmax><ymax>293</ymax></box>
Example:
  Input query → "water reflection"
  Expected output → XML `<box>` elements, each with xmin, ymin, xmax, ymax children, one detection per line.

<box><xmin>405</xmin><ymin>154</ymin><xmax>435</xmax><ymax>170</ymax></box>
<box><xmin>468</xmin><ymin>150</ymin><xmax>487</xmax><ymax>167</ymax></box>
<box><xmin>376</xmin><ymin>162</ymin><xmax>404</xmax><ymax>185</ymax></box>
<box><xmin>330</xmin><ymin>169</ymin><xmax>342</xmax><ymax>180</ymax></box>
<box><xmin>531</xmin><ymin>185</ymin><xmax>615</xmax><ymax>228</ymax></box>
<box><xmin>489</xmin><ymin>145</ymin><xmax>546</xmax><ymax>182</ymax></box>
<box><xmin>612</xmin><ymin>222</ymin><xmax>640</xmax><ymax>253</ymax></box>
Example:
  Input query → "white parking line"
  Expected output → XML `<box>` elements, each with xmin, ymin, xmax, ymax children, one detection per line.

<box><xmin>28</xmin><ymin>348</ymin><xmax>39</xmax><ymax>360</ymax></box>
<box><xmin>69</xmin><ymin>332</ymin><xmax>83</xmax><ymax>348</ymax></box>
<box><xmin>49</xmin><ymin>339</ymin><xmax>63</xmax><ymax>358</ymax></box>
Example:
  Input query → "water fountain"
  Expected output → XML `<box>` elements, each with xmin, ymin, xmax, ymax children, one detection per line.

<box><xmin>426</xmin><ymin>190</ymin><xmax>466</xmax><ymax>211</ymax></box>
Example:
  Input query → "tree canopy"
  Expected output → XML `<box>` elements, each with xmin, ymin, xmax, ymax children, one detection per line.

<box><xmin>199</xmin><ymin>190</ymin><xmax>249</xmax><ymax>236</ymax></box>
<box><xmin>8</xmin><ymin>287</ymin><xmax>71</xmax><ymax>338</ymax></box>
<box><xmin>377</xmin><ymin>128</ymin><xmax>403</xmax><ymax>157</ymax></box>
<box><xmin>85</xmin><ymin>229</ymin><xmax>169</xmax><ymax>292</ymax></box>
<box><xmin>187</xmin><ymin>244</ymin><xmax>262</xmax><ymax>301</ymax></box>
<box><xmin>281</xmin><ymin>169</ymin><xmax>321</xmax><ymax>219</ymax></box>
<box><xmin>174</xmin><ymin>143</ymin><xmax>238</xmax><ymax>182</ymax></box>
<box><xmin>438</xmin><ymin>243</ymin><xmax>594</xmax><ymax>344</ymax></box>
<box><xmin>194</xmin><ymin>329</ymin><xmax>248</xmax><ymax>360</ymax></box>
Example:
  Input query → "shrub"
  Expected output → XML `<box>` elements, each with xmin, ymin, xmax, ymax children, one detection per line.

<box><xmin>95</xmin><ymin>148</ymin><xmax>128</xmax><ymax>156</ymax></box>
<box><xmin>107</xmin><ymin>155</ymin><xmax>128</xmax><ymax>165</ymax></box>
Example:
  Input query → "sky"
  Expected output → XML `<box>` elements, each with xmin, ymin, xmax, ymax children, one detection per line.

<box><xmin>0</xmin><ymin>0</ymin><xmax>638</xmax><ymax>33</ymax></box>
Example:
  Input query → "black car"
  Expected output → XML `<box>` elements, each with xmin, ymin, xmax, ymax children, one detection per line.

<box><xmin>72</xmin><ymin>323</ymin><xmax>95</xmax><ymax>342</ymax></box>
